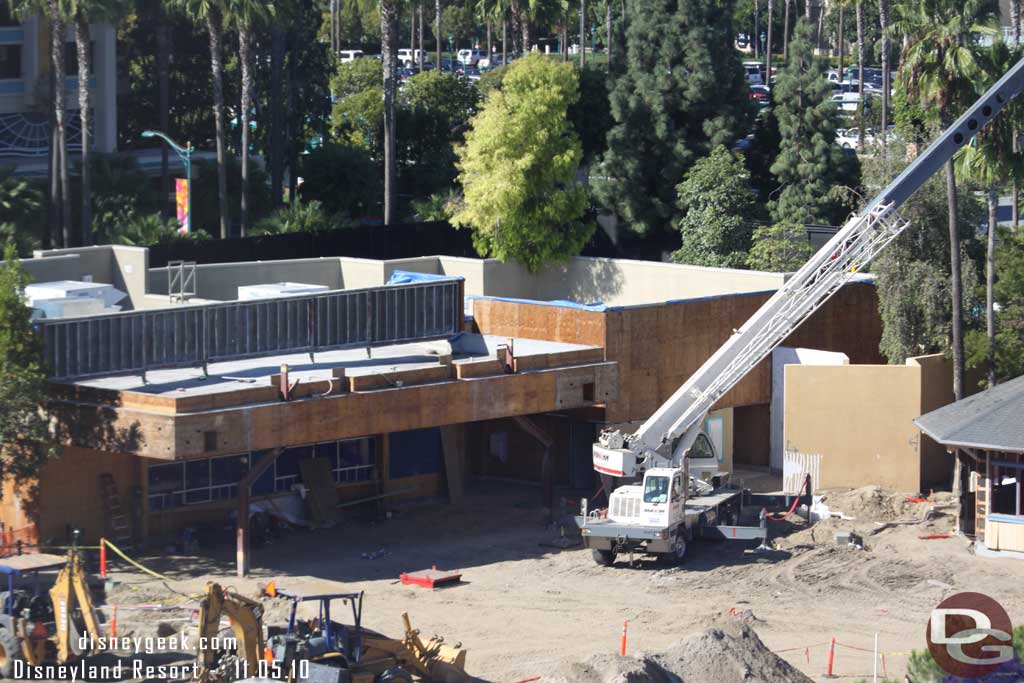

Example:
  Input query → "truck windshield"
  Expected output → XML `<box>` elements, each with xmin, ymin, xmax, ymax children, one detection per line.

<box><xmin>643</xmin><ymin>476</ymin><xmax>669</xmax><ymax>504</ymax></box>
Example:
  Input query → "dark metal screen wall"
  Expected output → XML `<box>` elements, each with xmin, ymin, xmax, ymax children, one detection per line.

<box><xmin>38</xmin><ymin>279</ymin><xmax>464</xmax><ymax>380</ymax></box>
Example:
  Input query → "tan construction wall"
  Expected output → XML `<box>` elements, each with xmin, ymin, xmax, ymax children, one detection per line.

<box><xmin>33</xmin><ymin>447</ymin><xmax>142</xmax><ymax>544</ymax></box>
<box><xmin>784</xmin><ymin>364</ymin><xmax>923</xmax><ymax>491</ymax></box>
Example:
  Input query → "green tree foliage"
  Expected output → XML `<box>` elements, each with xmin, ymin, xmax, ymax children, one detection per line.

<box><xmin>863</xmin><ymin>141</ymin><xmax>984</xmax><ymax>363</ymax></box>
<box><xmin>769</xmin><ymin>19</ymin><xmax>850</xmax><ymax>226</ymax></box>
<box><xmin>477</xmin><ymin>63</ymin><xmax>509</xmax><ymax>96</ymax></box>
<box><xmin>747</xmin><ymin>222</ymin><xmax>813</xmax><ymax>271</ymax></box>
<box><xmin>0</xmin><ymin>167</ymin><xmax>43</xmax><ymax>255</ymax></box>
<box><xmin>331</xmin><ymin>68</ymin><xmax>481</xmax><ymax>199</ymax></box>
<box><xmin>253</xmin><ymin>200</ymin><xmax>332</xmax><ymax>235</ymax></box>
<box><xmin>567</xmin><ymin>65</ymin><xmax>614</xmax><ymax>163</ymax></box>
<box><xmin>0</xmin><ymin>242</ymin><xmax>55</xmax><ymax>487</ymax></box>
<box><xmin>87</xmin><ymin>154</ymin><xmax>161</xmax><ymax>243</ymax></box>
<box><xmin>400</xmin><ymin>70</ymin><xmax>480</xmax><ymax>195</ymax></box>
<box><xmin>109</xmin><ymin>213</ymin><xmax>211</xmax><ymax>247</ymax></box>
<box><xmin>452</xmin><ymin>54</ymin><xmax>591</xmax><ymax>271</ymax></box>
<box><xmin>672</xmin><ymin>146</ymin><xmax>759</xmax><ymax>268</ymax></box>
<box><xmin>967</xmin><ymin>229</ymin><xmax>1024</xmax><ymax>384</ymax></box>
<box><xmin>595</xmin><ymin>0</ymin><xmax>754</xmax><ymax>235</ymax></box>
<box><xmin>299</xmin><ymin>143</ymin><xmax>382</xmax><ymax>221</ymax></box>
<box><xmin>330</xmin><ymin>56</ymin><xmax>381</xmax><ymax>100</ymax></box>
<box><xmin>190</xmin><ymin>156</ymin><xmax>273</xmax><ymax>234</ymax></box>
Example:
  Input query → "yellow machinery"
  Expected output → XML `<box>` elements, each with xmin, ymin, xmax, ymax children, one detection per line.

<box><xmin>0</xmin><ymin>545</ymin><xmax>103</xmax><ymax>678</ymax></box>
<box><xmin>197</xmin><ymin>584</ymin><xmax>468</xmax><ymax>683</ymax></box>
<box><xmin>197</xmin><ymin>582</ymin><xmax>266</xmax><ymax>682</ymax></box>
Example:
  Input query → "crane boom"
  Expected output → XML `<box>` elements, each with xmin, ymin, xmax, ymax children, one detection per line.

<box><xmin>594</xmin><ymin>56</ymin><xmax>1024</xmax><ymax>479</ymax></box>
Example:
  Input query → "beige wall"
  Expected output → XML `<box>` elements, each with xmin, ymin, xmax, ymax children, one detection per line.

<box><xmin>784</xmin><ymin>364</ymin><xmax>924</xmax><ymax>491</ymax></box>
<box><xmin>21</xmin><ymin>247</ymin><xmax>792</xmax><ymax>311</ymax></box>
<box><xmin>782</xmin><ymin>354</ymin><xmax>962</xmax><ymax>493</ymax></box>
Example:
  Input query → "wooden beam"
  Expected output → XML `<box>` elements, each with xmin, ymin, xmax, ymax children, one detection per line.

<box><xmin>237</xmin><ymin>447</ymin><xmax>283</xmax><ymax>578</ymax></box>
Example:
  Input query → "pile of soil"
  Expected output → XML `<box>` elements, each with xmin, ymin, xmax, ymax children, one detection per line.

<box><xmin>546</xmin><ymin>621</ymin><xmax>813</xmax><ymax>683</ymax></box>
<box><xmin>818</xmin><ymin>485</ymin><xmax>928</xmax><ymax>522</ymax></box>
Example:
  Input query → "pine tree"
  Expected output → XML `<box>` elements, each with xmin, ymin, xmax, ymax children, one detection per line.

<box><xmin>595</xmin><ymin>0</ymin><xmax>753</xmax><ymax>236</ymax></box>
<box><xmin>769</xmin><ymin>18</ymin><xmax>846</xmax><ymax>227</ymax></box>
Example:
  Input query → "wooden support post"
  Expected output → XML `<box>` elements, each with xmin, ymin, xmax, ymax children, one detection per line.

<box><xmin>440</xmin><ymin>425</ymin><xmax>466</xmax><ymax>505</ymax></box>
<box><xmin>513</xmin><ymin>416</ymin><xmax>555</xmax><ymax>520</ymax></box>
<box><xmin>236</xmin><ymin>448</ymin><xmax>283</xmax><ymax>578</ymax></box>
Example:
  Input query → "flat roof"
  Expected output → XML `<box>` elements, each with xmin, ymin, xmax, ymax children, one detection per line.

<box><xmin>70</xmin><ymin>335</ymin><xmax>598</xmax><ymax>399</ymax></box>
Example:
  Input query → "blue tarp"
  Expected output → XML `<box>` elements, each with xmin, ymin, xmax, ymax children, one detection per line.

<box><xmin>386</xmin><ymin>270</ymin><xmax>463</xmax><ymax>285</ymax></box>
<box><xmin>466</xmin><ymin>295</ymin><xmax>618</xmax><ymax>312</ymax></box>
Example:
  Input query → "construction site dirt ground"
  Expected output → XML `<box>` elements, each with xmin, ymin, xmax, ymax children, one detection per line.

<box><xmin>101</xmin><ymin>480</ymin><xmax>1024</xmax><ymax>682</ymax></box>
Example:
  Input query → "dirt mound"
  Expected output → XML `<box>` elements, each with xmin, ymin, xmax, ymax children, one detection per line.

<box><xmin>546</xmin><ymin>621</ymin><xmax>813</xmax><ymax>683</ymax></box>
<box><xmin>819</xmin><ymin>485</ymin><xmax>928</xmax><ymax>522</ymax></box>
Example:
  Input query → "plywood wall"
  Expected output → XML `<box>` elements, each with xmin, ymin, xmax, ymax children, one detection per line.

<box><xmin>473</xmin><ymin>282</ymin><xmax>883</xmax><ymax>426</ymax></box>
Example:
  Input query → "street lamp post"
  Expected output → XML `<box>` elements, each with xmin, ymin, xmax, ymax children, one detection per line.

<box><xmin>141</xmin><ymin>130</ymin><xmax>193</xmax><ymax>233</ymax></box>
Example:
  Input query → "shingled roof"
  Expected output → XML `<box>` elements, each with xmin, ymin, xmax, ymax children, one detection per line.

<box><xmin>914</xmin><ymin>374</ymin><xmax>1024</xmax><ymax>453</ymax></box>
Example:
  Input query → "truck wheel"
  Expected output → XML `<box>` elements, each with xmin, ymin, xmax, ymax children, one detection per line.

<box><xmin>376</xmin><ymin>668</ymin><xmax>414</xmax><ymax>683</ymax></box>
<box><xmin>592</xmin><ymin>549</ymin><xmax>614</xmax><ymax>566</ymax></box>
<box><xmin>0</xmin><ymin>626</ymin><xmax>23</xmax><ymax>679</ymax></box>
<box><xmin>671</xmin><ymin>538</ymin><xmax>687</xmax><ymax>564</ymax></box>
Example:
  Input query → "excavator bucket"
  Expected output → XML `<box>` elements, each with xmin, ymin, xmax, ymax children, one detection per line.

<box><xmin>401</xmin><ymin>612</ymin><xmax>467</xmax><ymax>674</ymax></box>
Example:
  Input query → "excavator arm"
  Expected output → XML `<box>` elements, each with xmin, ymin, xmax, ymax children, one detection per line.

<box><xmin>196</xmin><ymin>582</ymin><xmax>265</xmax><ymax>681</ymax></box>
<box><xmin>595</xmin><ymin>56</ymin><xmax>1024</xmax><ymax>479</ymax></box>
<box><xmin>49</xmin><ymin>548</ymin><xmax>103</xmax><ymax>664</ymax></box>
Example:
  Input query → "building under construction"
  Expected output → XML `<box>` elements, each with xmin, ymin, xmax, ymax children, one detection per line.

<box><xmin>7</xmin><ymin>245</ymin><xmax>897</xmax><ymax>560</ymax></box>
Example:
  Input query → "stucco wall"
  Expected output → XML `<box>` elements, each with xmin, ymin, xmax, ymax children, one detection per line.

<box><xmin>784</xmin><ymin>364</ymin><xmax>923</xmax><ymax>492</ymax></box>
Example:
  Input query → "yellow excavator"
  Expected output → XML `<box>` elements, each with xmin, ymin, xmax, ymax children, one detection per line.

<box><xmin>197</xmin><ymin>583</ymin><xmax>468</xmax><ymax>683</ymax></box>
<box><xmin>0</xmin><ymin>544</ymin><xmax>104</xmax><ymax>678</ymax></box>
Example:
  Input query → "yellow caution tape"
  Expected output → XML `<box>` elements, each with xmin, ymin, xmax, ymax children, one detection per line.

<box><xmin>101</xmin><ymin>539</ymin><xmax>176</xmax><ymax>582</ymax></box>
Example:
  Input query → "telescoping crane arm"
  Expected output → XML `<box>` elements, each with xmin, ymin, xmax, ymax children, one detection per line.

<box><xmin>593</xmin><ymin>57</ymin><xmax>1024</xmax><ymax>480</ymax></box>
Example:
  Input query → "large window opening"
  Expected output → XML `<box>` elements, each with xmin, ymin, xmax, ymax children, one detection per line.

<box><xmin>991</xmin><ymin>461</ymin><xmax>1023</xmax><ymax>517</ymax></box>
<box><xmin>148</xmin><ymin>437</ymin><xmax>377</xmax><ymax>511</ymax></box>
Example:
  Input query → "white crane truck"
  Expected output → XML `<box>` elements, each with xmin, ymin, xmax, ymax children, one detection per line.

<box><xmin>578</xmin><ymin>57</ymin><xmax>1024</xmax><ymax>566</ymax></box>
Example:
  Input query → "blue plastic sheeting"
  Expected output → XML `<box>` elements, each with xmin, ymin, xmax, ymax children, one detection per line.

<box><xmin>466</xmin><ymin>295</ymin><xmax>618</xmax><ymax>312</ymax></box>
<box><xmin>386</xmin><ymin>270</ymin><xmax>463</xmax><ymax>285</ymax></box>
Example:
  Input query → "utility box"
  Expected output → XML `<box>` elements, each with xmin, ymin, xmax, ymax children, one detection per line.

<box><xmin>237</xmin><ymin>282</ymin><xmax>330</xmax><ymax>301</ymax></box>
<box><xmin>25</xmin><ymin>280</ymin><xmax>126</xmax><ymax>319</ymax></box>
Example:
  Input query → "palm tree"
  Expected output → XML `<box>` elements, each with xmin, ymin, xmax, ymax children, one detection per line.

<box><xmin>783</xmin><ymin>0</ymin><xmax>791</xmax><ymax>60</ymax></box>
<box><xmin>435</xmin><ymin>0</ymin><xmax>441</xmax><ymax>67</ymax></box>
<box><xmin>892</xmin><ymin>0</ymin><xmax>998</xmax><ymax>399</ymax></box>
<box><xmin>156</xmin><ymin>1</ymin><xmax>172</xmax><ymax>217</ymax></box>
<box><xmin>10</xmin><ymin>0</ymin><xmax>61</xmax><ymax>247</ymax></box>
<box><xmin>579</xmin><ymin>0</ymin><xmax>586</xmax><ymax>67</ymax></box>
<box><xmin>878</xmin><ymin>0</ymin><xmax>890</xmax><ymax>151</ymax></box>
<box><xmin>173</xmin><ymin>0</ymin><xmax>230</xmax><ymax>239</ymax></box>
<box><xmin>855</xmin><ymin>0</ymin><xmax>865</xmax><ymax>150</ymax></box>
<box><xmin>65</xmin><ymin>0</ymin><xmax>130</xmax><ymax>246</ymax></box>
<box><xmin>766</xmin><ymin>0</ymin><xmax>774</xmax><ymax>86</ymax></box>
<box><xmin>228</xmin><ymin>0</ymin><xmax>273</xmax><ymax>237</ymax></box>
<box><xmin>954</xmin><ymin>41</ymin><xmax>1024</xmax><ymax>385</ymax></box>
<box><xmin>382</xmin><ymin>0</ymin><xmax>399</xmax><ymax>224</ymax></box>
<box><xmin>836</xmin><ymin>0</ymin><xmax>845</xmax><ymax>77</ymax></box>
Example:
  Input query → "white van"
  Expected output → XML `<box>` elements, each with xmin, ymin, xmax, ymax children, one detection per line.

<box><xmin>397</xmin><ymin>48</ymin><xmax>432</xmax><ymax>67</ymax></box>
<box><xmin>457</xmin><ymin>48</ymin><xmax>483</xmax><ymax>66</ymax></box>
<box><xmin>337</xmin><ymin>49</ymin><xmax>365</xmax><ymax>63</ymax></box>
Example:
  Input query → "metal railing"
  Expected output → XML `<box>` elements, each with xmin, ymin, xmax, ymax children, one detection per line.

<box><xmin>38</xmin><ymin>278</ymin><xmax>464</xmax><ymax>380</ymax></box>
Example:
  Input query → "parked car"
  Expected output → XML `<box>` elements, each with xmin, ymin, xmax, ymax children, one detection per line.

<box><xmin>337</xmin><ymin>49</ymin><xmax>364</xmax><ymax>63</ymax></box>
<box><xmin>397</xmin><ymin>48</ymin><xmax>432</xmax><ymax>68</ymax></box>
<box><xmin>457</xmin><ymin>48</ymin><xmax>483</xmax><ymax>66</ymax></box>
<box><xmin>459</xmin><ymin>65</ymin><xmax>482</xmax><ymax>81</ymax></box>
<box><xmin>749</xmin><ymin>84</ymin><xmax>770</xmax><ymax>104</ymax></box>
<box><xmin>742</xmin><ymin>61</ymin><xmax>764</xmax><ymax>85</ymax></box>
